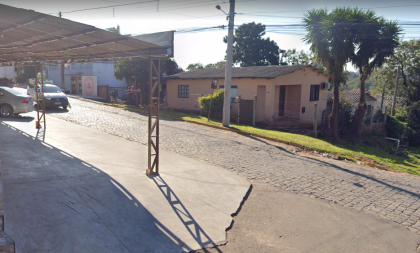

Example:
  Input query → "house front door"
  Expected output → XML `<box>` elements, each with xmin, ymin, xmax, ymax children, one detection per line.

<box><xmin>278</xmin><ymin>86</ymin><xmax>286</xmax><ymax>116</ymax></box>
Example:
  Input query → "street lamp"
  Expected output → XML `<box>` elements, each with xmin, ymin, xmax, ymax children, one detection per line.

<box><xmin>216</xmin><ymin>0</ymin><xmax>235</xmax><ymax>127</ymax></box>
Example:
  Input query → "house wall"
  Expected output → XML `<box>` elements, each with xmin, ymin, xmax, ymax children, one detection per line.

<box><xmin>167</xmin><ymin>67</ymin><xmax>328</xmax><ymax>123</ymax></box>
<box><xmin>272</xmin><ymin>67</ymin><xmax>328</xmax><ymax>123</ymax></box>
<box><xmin>45</xmin><ymin>63</ymin><xmax>127</xmax><ymax>97</ymax></box>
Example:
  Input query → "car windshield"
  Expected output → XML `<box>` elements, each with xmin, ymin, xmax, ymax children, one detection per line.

<box><xmin>0</xmin><ymin>87</ymin><xmax>23</xmax><ymax>96</ymax></box>
<box><xmin>44</xmin><ymin>86</ymin><xmax>62</xmax><ymax>93</ymax></box>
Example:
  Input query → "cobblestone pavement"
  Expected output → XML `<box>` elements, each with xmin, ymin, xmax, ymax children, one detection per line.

<box><xmin>49</xmin><ymin>98</ymin><xmax>420</xmax><ymax>234</ymax></box>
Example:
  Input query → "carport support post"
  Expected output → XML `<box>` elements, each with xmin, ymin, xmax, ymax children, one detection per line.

<box><xmin>253</xmin><ymin>95</ymin><xmax>257</xmax><ymax>127</ymax></box>
<box><xmin>60</xmin><ymin>60</ymin><xmax>65</xmax><ymax>90</ymax></box>
<box><xmin>146</xmin><ymin>58</ymin><xmax>160</xmax><ymax>175</ymax></box>
<box><xmin>313</xmin><ymin>103</ymin><xmax>318</xmax><ymax>138</ymax></box>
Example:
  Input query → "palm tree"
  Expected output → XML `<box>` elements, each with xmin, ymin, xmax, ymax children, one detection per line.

<box><xmin>349</xmin><ymin>10</ymin><xmax>401</xmax><ymax>140</ymax></box>
<box><xmin>303</xmin><ymin>8</ymin><xmax>355</xmax><ymax>143</ymax></box>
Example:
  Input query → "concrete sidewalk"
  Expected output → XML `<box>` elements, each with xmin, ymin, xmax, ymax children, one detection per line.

<box><xmin>0</xmin><ymin>112</ymin><xmax>250</xmax><ymax>252</ymax></box>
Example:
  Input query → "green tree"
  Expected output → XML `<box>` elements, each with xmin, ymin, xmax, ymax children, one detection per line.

<box><xmin>114</xmin><ymin>58</ymin><xmax>183</xmax><ymax>105</ymax></box>
<box><xmin>386</xmin><ymin>40</ymin><xmax>420</xmax><ymax>104</ymax></box>
<box><xmin>187</xmin><ymin>63</ymin><xmax>204</xmax><ymax>71</ymax></box>
<box><xmin>349</xmin><ymin>9</ymin><xmax>401</xmax><ymax>140</ymax></box>
<box><xmin>225</xmin><ymin>22</ymin><xmax>280</xmax><ymax>66</ymax></box>
<box><xmin>205</xmin><ymin>61</ymin><xmax>226</xmax><ymax>69</ymax></box>
<box><xmin>282</xmin><ymin>49</ymin><xmax>313</xmax><ymax>65</ymax></box>
<box><xmin>106</xmin><ymin>25</ymin><xmax>120</xmax><ymax>34</ymax></box>
<box><xmin>304</xmin><ymin>8</ymin><xmax>356</xmax><ymax>143</ymax></box>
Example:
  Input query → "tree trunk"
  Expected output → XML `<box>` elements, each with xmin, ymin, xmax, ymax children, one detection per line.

<box><xmin>350</xmin><ymin>74</ymin><xmax>367</xmax><ymax>141</ymax></box>
<box><xmin>326</xmin><ymin>74</ymin><xmax>341</xmax><ymax>144</ymax></box>
<box><xmin>380</xmin><ymin>85</ymin><xmax>385</xmax><ymax>110</ymax></box>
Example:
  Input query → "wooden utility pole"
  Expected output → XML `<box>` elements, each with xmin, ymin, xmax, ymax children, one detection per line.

<box><xmin>253</xmin><ymin>96</ymin><xmax>257</xmax><ymax>127</ymax></box>
<box><xmin>391</xmin><ymin>66</ymin><xmax>400</xmax><ymax>116</ymax></box>
<box><xmin>222</xmin><ymin>0</ymin><xmax>235</xmax><ymax>127</ymax></box>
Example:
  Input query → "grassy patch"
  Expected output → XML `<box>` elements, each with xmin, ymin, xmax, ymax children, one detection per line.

<box><xmin>109</xmin><ymin>104</ymin><xmax>420</xmax><ymax>175</ymax></box>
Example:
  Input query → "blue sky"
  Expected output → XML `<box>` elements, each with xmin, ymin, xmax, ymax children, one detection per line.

<box><xmin>2</xmin><ymin>0</ymin><xmax>419</xmax><ymax>70</ymax></box>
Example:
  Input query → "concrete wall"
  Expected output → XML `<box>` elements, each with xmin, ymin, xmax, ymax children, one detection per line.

<box><xmin>45</xmin><ymin>63</ymin><xmax>127</xmax><ymax>97</ymax></box>
<box><xmin>0</xmin><ymin>67</ymin><xmax>15</xmax><ymax>79</ymax></box>
<box><xmin>167</xmin><ymin>67</ymin><xmax>329</xmax><ymax>123</ymax></box>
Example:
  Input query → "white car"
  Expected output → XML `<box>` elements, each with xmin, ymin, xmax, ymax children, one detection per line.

<box><xmin>0</xmin><ymin>86</ymin><xmax>34</xmax><ymax>117</ymax></box>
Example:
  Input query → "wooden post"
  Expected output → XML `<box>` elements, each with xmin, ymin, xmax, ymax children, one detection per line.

<box><xmin>207</xmin><ymin>89</ymin><xmax>214</xmax><ymax>122</ymax></box>
<box><xmin>370</xmin><ymin>107</ymin><xmax>375</xmax><ymax>134</ymax></box>
<box><xmin>253</xmin><ymin>95</ymin><xmax>257</xmax><ymax>127</ymax></box>
<box><xmin>313</xmin><ymin>103</ymin><xmax>318</xmax><ymax>138</ymax></box>
<box><xmin>391</xmin><ymin>66</ymin><xmax>400</xmax><ymax>116</ymax></box>
<box><xmin>237</xmin><ymin>95</ymin><xmax>241</xmax><ymax>124</ymax></box>
<box><xmin>200</xmin><ymin>93</ymin><xmax>203</xmax><ymax>116</ymax></box>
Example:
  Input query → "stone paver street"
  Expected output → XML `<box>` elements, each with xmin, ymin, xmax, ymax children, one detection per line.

<box><xmin>48</xmin><ymin>98</ymin><xmax>420</xmax><ymax>233</ymax></box>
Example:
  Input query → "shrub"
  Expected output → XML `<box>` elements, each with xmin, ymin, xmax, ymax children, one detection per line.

<box><xmin>198</xmin><ymin>89</ymin><xmax>224</xmax><ymax>113</ymax></box>
<box><xmin>406</xmin><ymin>101</ymin><xmax>420</xmax><ymax>146</ymax></box>
<box><xmin>373</xmin><ymin>108</ymin><xmax>385</xmax><ymax>123</ymax></box>
<box><xmin>386</xmin><ymin>116</ymin><xmax>406</xmax><ymax>139</ymax></box>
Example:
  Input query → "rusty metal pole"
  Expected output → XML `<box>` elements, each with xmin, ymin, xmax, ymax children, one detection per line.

<box><xmin>41</xmin><ymin>63</ymin><xmax>46</xmax><ymax>129</ymax></box>
<box><xmin>147</xmin><ymin>58</ymin><xmax>152</xmax><ymax>175</ymax></box>
<box><xmin>35</xmin><ymin>62</ymin><xmax>40</xmax><ymax>129</ymax></box>
<box><xmin>146</xmin><ymin>58</ymin><xmax>160</xmax><ymax>175</ymax></box>
<box><xmin>156</xmin><ymin>59</ymin><xmax>160</xmax><ymax>174</ymax></box>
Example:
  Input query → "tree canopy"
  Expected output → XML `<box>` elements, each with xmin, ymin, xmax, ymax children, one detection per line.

<box><xmin>282</xmin><ymin>49</ymin><xmax>313</xmax><ymax>65</ymax></box>
<box><xmin>186</xmin><ymin>63</ymin><xmax>204</xmax><ymax>71</ymax></box>
<box><xmin>113</xmin><ymin>58</ymin><xmax>183</xmax><ymax>104</ymax></box>
<box><xmin>224</xmin><ymin>22</ymin><xmax>280</xmax><ymax>67</ymax></box>
<box><xmin>349</xmin><ymin>9</ymin><xmax>401</xmax><ymax>139</ymax></box>
<box><xmin>106</xmin><ymin>25</ymin><xmax>120</xmax><ymax>34</ymax></box>
<box><xmin>205</xmin><ymin>61</ymin><xmax>226</xmax><ymax>69</ymax></box>
<box><xmin>303</xmin><ymin>8</ymin><xmax>356</xmax><ymax>143</ymax></box>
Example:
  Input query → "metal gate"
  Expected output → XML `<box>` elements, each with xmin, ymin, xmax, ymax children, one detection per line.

<box><xmin>239</xmin><ymin>99</ymin><xmax>254</xmax><ymax>125</ymax></box>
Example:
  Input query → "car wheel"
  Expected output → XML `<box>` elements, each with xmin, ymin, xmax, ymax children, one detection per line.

<box><xmin>0</xmin><ymin>104</ymin><xmax>13</xmax><ymax>117</ymax></box>
<box><xmin>62</xmin><ymin>105</ymin><xmax>68</xmax><ymax>110</ymax></box>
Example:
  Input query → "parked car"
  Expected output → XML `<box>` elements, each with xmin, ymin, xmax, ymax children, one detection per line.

<box><xmin>0</xmin><ymin>86</ymin><xmax>34</xmax><ymax>117</ymax></box>
<box><xmin>28</xmin><ymin>84</ymin><xmax>69</xmax><ymax>110</ymax></box>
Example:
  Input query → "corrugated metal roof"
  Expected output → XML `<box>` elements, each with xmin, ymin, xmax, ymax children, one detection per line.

<box><xmin>0</xmin><ymin>4</ymin><xmax>172</xmax><ymax>64</ymax></box>
<box><xmin>166</xmin><ymin>65</ymin><xmax>316</xmax><ymax>80</ymax></box>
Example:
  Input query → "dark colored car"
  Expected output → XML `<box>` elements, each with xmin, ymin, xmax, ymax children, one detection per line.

<box><xmin>31</xmin><ymin>84</ymin><xmax>69</xmax><ymax>110</ymax></box>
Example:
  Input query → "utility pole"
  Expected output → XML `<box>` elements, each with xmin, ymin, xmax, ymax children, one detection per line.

<box><xmin>59</xmin><ymin>11</ymin><xmax>65</xmax><ymax>91</ymax></box>
<box><xmin>222</xmin><ymin>0</ymin><xmax>235</xmax><ymax>127</ymax></box>
<box><xmin>391</xmin><ymin>66</ymin><xmax>400</xmax><ymax>116</ymax></box>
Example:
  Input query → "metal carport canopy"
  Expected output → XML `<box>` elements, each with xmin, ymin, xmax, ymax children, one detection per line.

<box><xmin>0</xmin><ymin>3</ymin><xmax>169</xmax><ymax>176</ymax></box>
<box><xmin>0</xmin><ymin>3</ymin><xmax>173</xmax><ymax>65</ymax></box>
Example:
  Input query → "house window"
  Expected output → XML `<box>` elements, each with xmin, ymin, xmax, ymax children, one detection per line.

<box><xmin>310</xmin><ymin>84</ymin><xmax>320</xmax><ymax>101</ymax></box>
<box><xmin>178</xmin><ymin>85</ymin><xmax>189</xmax><ymax>98</ymax></box>
<box><xmin>219</xmin><ymin>85</ymin><xmax>238</xmax><ymax>103</ymax></box>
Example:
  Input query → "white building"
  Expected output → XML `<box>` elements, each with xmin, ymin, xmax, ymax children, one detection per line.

<box><xmin>0</xmin><ymin>66</ymin><xmax>15</xmax><ymax>79</ymax></box>
<box><xmin>44</xmin><ymin>62</ymin><xmax>128</xmax><ymax>98</ymax></box>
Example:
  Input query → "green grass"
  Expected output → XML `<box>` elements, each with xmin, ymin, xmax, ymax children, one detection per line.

<box><xmin>108</xmin><ymin>103</ymin><xmax>420</xmax><ymax>175</ymax></box>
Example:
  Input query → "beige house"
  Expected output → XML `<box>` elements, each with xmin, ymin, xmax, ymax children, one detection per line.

<box><xmin>166</xmin><ymin>65</ymin><xmax>329</xmax><ymax>125</ymax></box>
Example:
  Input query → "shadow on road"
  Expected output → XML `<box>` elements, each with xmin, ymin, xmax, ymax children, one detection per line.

<box><xmin>0</xmin><ymin>121</ymin><xmax>198</xmax><ymax>252</ymax></box>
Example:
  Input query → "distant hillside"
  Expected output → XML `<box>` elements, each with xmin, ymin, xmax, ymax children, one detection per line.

<box><xmin>341</xmin><ymin>71</ymin><xmax>375</xmax><ymax>91</ymax></box>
